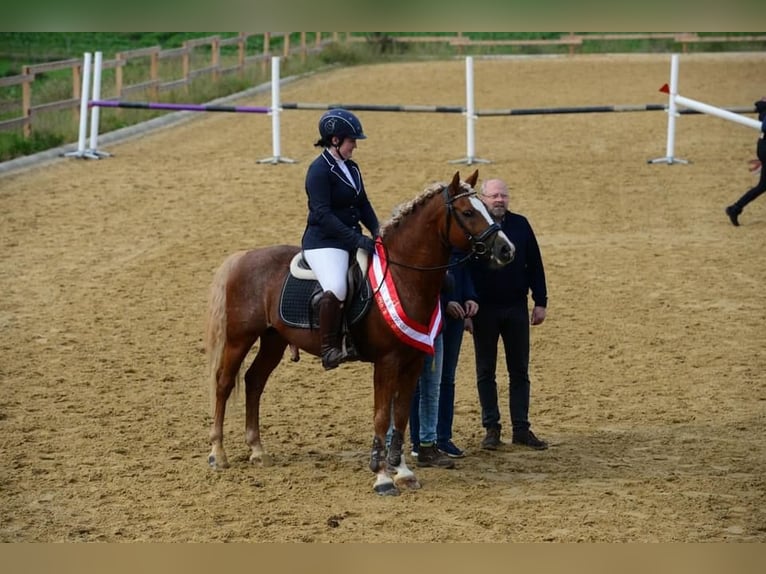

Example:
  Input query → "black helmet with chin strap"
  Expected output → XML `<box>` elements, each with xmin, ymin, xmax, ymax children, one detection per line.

<box><xmin>317</xmin><ymin>109</ymin><xmax>367</xmax><ymax>143</ymax></box>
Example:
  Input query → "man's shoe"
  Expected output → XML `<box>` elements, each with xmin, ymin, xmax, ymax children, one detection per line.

<box><xmin>416</xmin><ymin>444</ymin><xmax>455</xmax><ymax>468</ymax></box>
<box><xmin>410</xmin><ymin>443</ymin><xmax>419</xmax><ymax>458</ymax></box>
<box><xmin>437</xmin><ymin>440</ymin><xmax>465</xmax><ymax>458</ymax></box>
<box><xmin>512</xmin><ymin>429</ymin><xmax>549</xmax><ymax>450</ymax></box>
<box><xmin>481</xmin><ymin>426</ymin><xmax>503</xmax><ymax>450</ymax></box>
<box><xmin>725</xmin><ymin>205</ymin><xmax>741</xmax><ymax>227</ymax></box>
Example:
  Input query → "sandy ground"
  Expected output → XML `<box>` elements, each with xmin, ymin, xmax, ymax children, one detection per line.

<box><xmin>1</xmin><ymin>53</ymin><xmax>764</xmax><ymax>542</ymax></box>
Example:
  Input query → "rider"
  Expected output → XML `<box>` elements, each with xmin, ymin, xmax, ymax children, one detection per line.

<box><xmin>301</xmin><ymin>109</ymin><xmax>380</xmax><ymax>370</ymax></box>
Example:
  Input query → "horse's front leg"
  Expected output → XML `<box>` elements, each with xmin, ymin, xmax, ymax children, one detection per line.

<box><xmin>369</xmin><ymin>435</ymin><xmax>398</xmax><ymax>495</ymax></box>
<box><xmin>387</xmin><ymin>429</ymin><xmax>420</xmax><ymax>491</ymax></box>
<box><xmin>369</xmin><ymin>352</ymin><xmax>423</xmax><ymax>495</ymax></box>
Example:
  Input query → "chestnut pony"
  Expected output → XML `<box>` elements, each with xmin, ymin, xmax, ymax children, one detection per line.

<box><xmin>205</xmin><ymin>170</ymin><xmax>514</xmax><ymax>495</ymax></box>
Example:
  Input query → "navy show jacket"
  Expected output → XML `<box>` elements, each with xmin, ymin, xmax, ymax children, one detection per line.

<box><xmin>301</xmin><ymin>149</ymin><xmax>379</xmax><ymax>252</ymax></box>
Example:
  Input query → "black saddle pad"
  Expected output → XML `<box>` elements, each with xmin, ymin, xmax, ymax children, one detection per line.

<box><xmin>278</xmin><ymin>274</ymin><xmax>373</xmax><ymax>329</ymax></box>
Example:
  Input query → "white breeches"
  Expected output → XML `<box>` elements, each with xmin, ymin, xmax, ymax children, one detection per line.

<box><xmin>303</xmin><ymin>248</ymin><xmax>349</xmax><ymax>301</ymax></box>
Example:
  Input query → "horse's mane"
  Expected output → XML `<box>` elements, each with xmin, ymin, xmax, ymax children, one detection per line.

<box><xmin>380</xmin><ymin>181</ymin><xmax>456</xmax><ymax>238</ymax></box>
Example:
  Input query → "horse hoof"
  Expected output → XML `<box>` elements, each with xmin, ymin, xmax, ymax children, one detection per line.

<box><xmin>208</xmin><ymin>454</ymin><xmax>229</xmax><ymax>469</ymax></box>
<box><xmin>374</xmin><ymin>483</ymin><xmax>400</xmax><ymax>496</ymax></box>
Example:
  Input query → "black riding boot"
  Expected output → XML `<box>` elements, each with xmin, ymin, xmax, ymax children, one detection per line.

<box><xmin>319</xmin><ymin>291</ymin><xmax>354</xmax><ymax>370</ymax></box>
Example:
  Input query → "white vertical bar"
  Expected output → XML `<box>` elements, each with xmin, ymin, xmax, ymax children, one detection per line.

<box><xmin>665</xmin><ymin>53</ymin><xmax>679</xmax><ymax>159</ymax></box>
<box><xmin>88</xmin><ymin>51</ymin><xmax>103</xmax><ymax>151</ymax></box>
<box><xmin>271</xmin><ymin>56</ymin><xmax>281</xmax><ymax>158</ymax></box>
<box><xmin>75</xmin><ymin>53</ymin><xmax>92</xmax><ymax>154</ymax></box>
<box><xmin>465</xmin><ymin>56</ymin><xmax>475</xmax><ymax>162</ymax></box>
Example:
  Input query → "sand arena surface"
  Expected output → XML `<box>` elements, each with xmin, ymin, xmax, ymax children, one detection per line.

<box><xmin>1</xmin><ymin>53</ymin><xmax>764</xmax><ymax>542</ymax></box>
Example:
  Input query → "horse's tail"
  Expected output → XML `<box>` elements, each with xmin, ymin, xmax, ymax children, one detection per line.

<box><xmin>204</xmin><ymin>250</ymin><xmax>247</xmax><ymax>414</ymax></box>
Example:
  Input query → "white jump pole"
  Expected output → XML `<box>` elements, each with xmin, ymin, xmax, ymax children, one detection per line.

<box><xmin>649</xmin><ymin>53</ymin><xmax>687</xmax><ymax>165</ymax></box>
<box><xmin>85</xmin><ymin>51</ymin><xmax>110</xmax><ymax>159</ymax></box>
<box><xmin>257</xmin><ymin>56</ymin><xmax>295</xmax><ymax>164</ymax></box>
<box><xmin>450</xmin><ymin>56</ymin><xmax>490</xmax><ymax>166</ymax></box>
<box><xmin>64</xmin><ymin>52</ymin><xmax>93</xmax><ymax>158</ymax></box>
<box><xmin>672</xmin><ymin>92</ymin><xmax>763</xmax><ymax>131</ymax></box>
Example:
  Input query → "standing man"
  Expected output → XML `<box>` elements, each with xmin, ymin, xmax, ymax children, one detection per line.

<box><xmin>468</xmin><ymin>178</ymin><xmax>549</xmax><ymax>451</ymax></box>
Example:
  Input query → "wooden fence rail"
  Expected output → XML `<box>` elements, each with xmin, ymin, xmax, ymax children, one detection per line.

<box><xmin>0</xmin><ymin>32</ymin><xmax>346</xmax><ymax>138</ymax></box>
<box><xmin>1</xmin><ymin>32</ymin><xmax>765</xmax><ymax>139</ymax></box>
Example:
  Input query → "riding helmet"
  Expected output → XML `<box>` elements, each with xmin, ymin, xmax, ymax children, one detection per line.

<box><xmin>318</xmin><ymin>109</ymin><xmax>367</xmax><ymax>141</ymax></box>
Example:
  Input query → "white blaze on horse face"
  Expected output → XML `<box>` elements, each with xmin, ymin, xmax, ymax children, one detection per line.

<box><xmin>468</xmin><ymin>194</ymin><xmax>513</xmax><ymax>263</ymax></box>
<box><xmin>468</xmin><ymin>195</ymin><xmax>495</xmax><ymax>226</ymax></box>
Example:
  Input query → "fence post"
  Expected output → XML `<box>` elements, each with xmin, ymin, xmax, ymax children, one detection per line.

<box><xmin>115</xmin><ymin>52</ymin><xmax>124</xmax><ymax>98</ymax></box>
<box><xmin>150</xmin><ymin>50</ymin><xmax>159</xmax><ymax>100</ymax></box>
<box><xmin>238</xmin><ymin>32</ymin><xmax>246</xmax><ymax>78</ymax></box>
<box><xmin>211</xmin><ymin>36</ymin><xmax>220</xmax><ymax>83</ymax></box>
<box><xmin>182</xmin><ymin>41</ymin><xmax>191</xmax><ymax>95</ymax></box>
<box><xmin>262</xmin><ymin>33</ymin><xmax>271</xmax><ymax>74</ymax></box>
<box><xmin>22</xmin><ymin>65</ymin><xmax>32</xmax><ymax>138</ymax></box>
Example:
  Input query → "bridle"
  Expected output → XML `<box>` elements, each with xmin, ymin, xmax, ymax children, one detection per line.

<box><xmin>442</xmin><ymin>186</ymin><xmax>502</xmax><ymax>259</ymax></box>
<box><xmin>382</xmin><ymin>184</ymin><xmax>501</xmax><ymax>272</ymax></box>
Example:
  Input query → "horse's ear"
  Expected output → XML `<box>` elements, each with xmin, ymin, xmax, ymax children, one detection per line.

<box><xmin>450</xmin><ymin>171</ymin><xmax>461</xmax><ymax>190</ymax></box>
<box><xmin>465</xmin><ymin>170</ymin><xmax>479</xmax><ymax>188</ymax></box>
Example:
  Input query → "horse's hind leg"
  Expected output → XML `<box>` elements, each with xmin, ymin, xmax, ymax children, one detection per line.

<box><xmin>209</xmin><ymin>343</ymin><xmax>251</xmax><ymax>470</ymax></box>
<box><xmin>244</xmin><ymin>330</ymin><xmax>288</xmax><ymax>466</ymax></box>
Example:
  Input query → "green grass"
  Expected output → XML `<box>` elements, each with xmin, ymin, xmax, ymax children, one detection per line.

<box><xmin>0</xmin><ymin>33</ymin><xmax>248</xmax><ymax>73</ymax></box>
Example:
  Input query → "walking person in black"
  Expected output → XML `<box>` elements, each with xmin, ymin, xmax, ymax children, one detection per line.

<box><xmin>725</xmin><ymin>97</ymin><xmax>766</xmax><ymax>226</ymax></box>
<box><xmin>468</xmin><ymin>178</ymin><xmax>549</xmax><ymax>451</ymax></box>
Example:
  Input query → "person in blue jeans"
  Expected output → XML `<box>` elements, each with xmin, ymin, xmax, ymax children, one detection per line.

<box><xmin>406</xmin><ymin>335</ymin><xmax>455</xmax><ymax>468</ymax></box>
<box><xmin>409</xmin><ymin>256</ymin><xmax>478</xmax><ymax>461</ymax></box>
<box><xmin>435</xmin><ymin>252</ymin><xmax>478</xmax><ymax>458</ymax></box>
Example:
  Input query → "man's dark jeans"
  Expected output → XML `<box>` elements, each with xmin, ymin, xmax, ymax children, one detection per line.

<box><xmin>472</xmin><ymin>301</ymin><xmax>531</xmax><ymax>433</ymax></box>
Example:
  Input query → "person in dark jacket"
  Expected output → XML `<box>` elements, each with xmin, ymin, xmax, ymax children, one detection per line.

<box><xmin>468</xmin><ymin>178</ymin><xmax>549</xmax><ymax>451</ymax></box>
<box><xmin>725</xmin><ymin>97</ymin><xmax>766</xmax><ymax>226</ymax></box>
<box><xmin>301</xmin><ymin>109</ymin><xmax>380</xmax><ymax>369</ymax></box>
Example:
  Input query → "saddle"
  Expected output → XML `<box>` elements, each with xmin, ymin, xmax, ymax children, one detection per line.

<box><xmin>278</xmin><ymin>249</ymin><xmax>373</xmax><ymax>330</ymax></box>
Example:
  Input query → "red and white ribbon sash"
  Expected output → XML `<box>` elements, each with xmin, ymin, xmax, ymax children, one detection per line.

<box><xmin>368</xmin><ymin>239</ymin><xmax>442</xmax><ymax>355</ymax></box>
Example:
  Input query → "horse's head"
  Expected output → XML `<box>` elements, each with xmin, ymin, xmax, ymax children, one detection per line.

<box><xmin>443</xmin><ymin>170</ymin><xmax>515</xmax><ymax>269</ymax></box>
